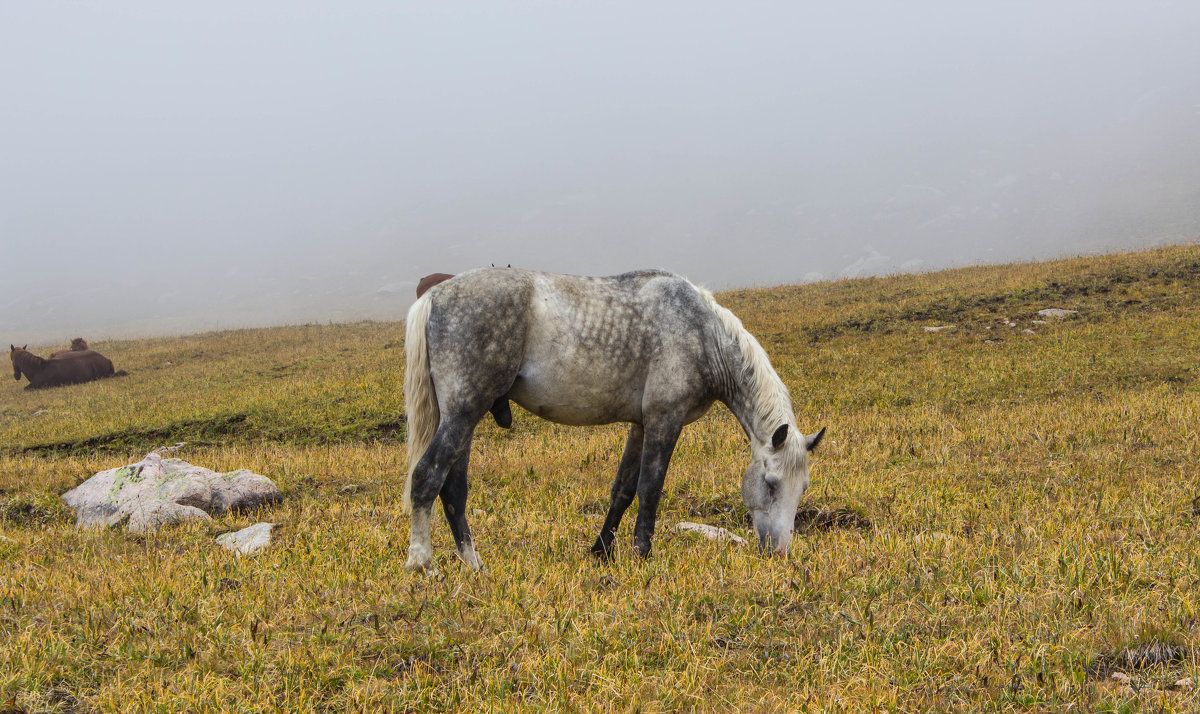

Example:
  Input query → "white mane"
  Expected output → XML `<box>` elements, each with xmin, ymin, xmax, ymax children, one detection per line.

<box><xmin>694</xmin><ymin>285</ymin><xmax>796</xmax><ymax>438</ymax></box>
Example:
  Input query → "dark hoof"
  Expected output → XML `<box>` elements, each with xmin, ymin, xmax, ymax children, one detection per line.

<box><xmin>490</xmin><ymin>398</ymin><xmax>513</xmax><ymax>429</ymax></box>
<box><xmin>590</xmin><ymin>536</ymin><xmax>616</xmax><ymax>561</ymax></box>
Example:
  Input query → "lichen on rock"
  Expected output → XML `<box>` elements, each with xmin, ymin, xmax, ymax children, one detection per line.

<box><xmin>61</xmin><ymin>452</ymin><xmax>280</xmax><ymax>533</ymax></box>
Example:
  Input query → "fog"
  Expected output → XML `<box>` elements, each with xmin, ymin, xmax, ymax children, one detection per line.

<box><xmin>4</xmin><ymin>2</ymin><xmax>1200</xmax><ymax>345</ymax></box>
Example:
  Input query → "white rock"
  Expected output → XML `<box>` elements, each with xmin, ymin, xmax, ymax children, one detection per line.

<box><xmin>674</xmin><ymin>522</ymin><xmax>748</xmax><ymax>546</ymax></box>
<box><xmin>217</xmin><ymin>522</ymin><xmax>274</xmax><ymax>556</ymax></box>
<box><xmin>1110</xmin><ymin>672</ymin><xmax>1131</xmax><ymax>684</ymax></box>
<box><xmin>1022</xmin><ymin>329</ymin><xmax>1036</xmax><ymax>335</ymax></box>
<box><xmin>1037</xmin><ymin>308</ymin><xmax>1078</xmax><ymax>319</ymax></box>
<box><xmin>913</xmin><ymin>531</ymin><xmax>954</xmax><ymax>544</ymax></box>
<box><xmin>61</xmin><ymin>453</ymin><xmax>280</xmax><ymax>533</ymax></box>
<box><xmin>923</xmin><ymin>325</ymin><xmax>954</xmax><ymax>333</ymax></box>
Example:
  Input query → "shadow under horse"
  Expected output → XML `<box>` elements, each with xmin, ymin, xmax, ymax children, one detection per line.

<box><xmin>10</xmin><ymin>345</ymin><xmax>121</xmax><ymax>389</ymax></box>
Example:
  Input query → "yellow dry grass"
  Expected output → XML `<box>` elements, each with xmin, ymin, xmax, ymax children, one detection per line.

<box><xmin>2</xmin><ymin>244</ymin><xmax>1200</xmax><ymax>712</ymax></box>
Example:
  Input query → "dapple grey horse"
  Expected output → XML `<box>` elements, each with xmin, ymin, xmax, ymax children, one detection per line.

<box><xmin>403</xmin><ymin>268</ymin><xmax>824</xmax><ymax>571</ymax></box>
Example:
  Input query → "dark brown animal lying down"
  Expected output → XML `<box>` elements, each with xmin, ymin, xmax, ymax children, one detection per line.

<box><xmin>49</xmin><ymin>337</ymin><xmax>89</xmax><ymax>358</ymax></box>
<box><xmin>416</xmin><ymin>273</ymin><xmax>512</xmax><ymax>429</ymax></box>
<box><xmin>10</xmin><ymin>345</ymin><xmax>124</xmax><ymax>390</ymax></box>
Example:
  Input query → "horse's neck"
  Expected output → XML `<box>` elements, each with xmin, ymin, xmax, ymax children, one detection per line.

<box><xmin>14</xmin><ymin>351</ymin><xmax>45</xmax><ymax>374</ymax></box>
<box><xmin>716</xmin><ymin>335</ymin><xmax>794</xmax><ymax>443</ymax></box>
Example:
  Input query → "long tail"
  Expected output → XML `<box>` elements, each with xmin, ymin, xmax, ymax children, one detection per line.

<box><xmin>402</xmin><ymin>293</ymin><xmax>439</xmax><ymax>512</ymax></box>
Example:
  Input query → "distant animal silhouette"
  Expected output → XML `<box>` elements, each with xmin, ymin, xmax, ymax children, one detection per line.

<box><xmin>414</xmin><ymin>272</ymin><xmax>513</xmax><ymax>428</ymax></box>
<box><xmin>49</xmin><ymin>337</ymin><xmax>90</xmax><ymax>358</ymax></box>
<box><xmin>416</xmin><ymin>273</ymin><xmax>455</xmax><ymax>298</ymax></box>
<box><xmin>10</xmin><ymin>345</ymin><xmax>124</xmax><ymax>390</ymax></box>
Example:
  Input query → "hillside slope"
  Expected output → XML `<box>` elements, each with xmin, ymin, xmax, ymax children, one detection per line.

<box><xmin>2</xmin><ymin>244</ymin><xmax>1199</xmax><ymax>711</ymax></box>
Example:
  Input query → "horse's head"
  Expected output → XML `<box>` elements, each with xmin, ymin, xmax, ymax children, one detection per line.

<box><xmin>741</xmin><ymin>423</ymin><xmax>825</xmax><ymax>557</ymax></box>
<box><xmin>10</xmin><ymin>344</ymin><xmax>27</xmax><ymax>380</ymax></box>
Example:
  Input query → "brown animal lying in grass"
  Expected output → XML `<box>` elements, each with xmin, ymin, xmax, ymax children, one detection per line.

<box><xmin>49</xmin><ymin>337</ymin><xmax>89</xmax><ymax>358</ymax></box>
<box><xmin>10</xmin><ymin>344</ymin><xmax>124</xmax><ymax>390</ymax></box>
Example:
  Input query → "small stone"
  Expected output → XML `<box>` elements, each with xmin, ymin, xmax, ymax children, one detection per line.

<box><xmin>674</xmin><ymin>522</ymin><xmax>748</xmax><ymax>546</ymax></box>
<box><xmin>1172</xmin><ymin>677</ymin><xmax>1194</xmax><ymax>690</ymax></box>
<box><xmin>339</xmin><ymin>484</ymin><xmax>360</xmax><ymax>495</ymax></box>
<box><xmin>923</xmin><ymin>325</ymin><xmax>954</xmax><ymax>333</ymax></box>
<box><xmin>1110</xmin><ymin>672</ymin><xmax>1131</xmax><ymax>684</ymax></box>
<box><xmin>1032</xmin><ymin>320</ymin><xmax>1048</xmax><ymax>325</ymax></box>
<box><xmin>1022</xmin><ymin>329</ymin><xmax>1036</xmax><ymax>335</ymax></box>
<box><xmin>913</xmin><ymin>531</ymin><xmax>954</xmax><ymax>544</ymax></box>
<box><xmin>1037</xmin><ymin>308</ymin><xmax>1078</xmax><ymax>319</ymax></box>
<box><xmin>217</xmin><ymin>522</ymin><xmax>274</xmax><ymax>556</ymax></box>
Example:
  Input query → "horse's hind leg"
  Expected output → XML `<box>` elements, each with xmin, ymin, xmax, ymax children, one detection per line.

<box><xmin>406</xmin><ymin>415</ymin><xmax>477</xmax><ymax>572</ymax></box>
<box><xmin>590</xmin><ymin>424</ymin><xmax>644</xmax><ymax>560</ymax></box>
<box><xmin>440</xmin><ymin>451</ymin><xmax>482</xmax><ymax>569</ymax></box>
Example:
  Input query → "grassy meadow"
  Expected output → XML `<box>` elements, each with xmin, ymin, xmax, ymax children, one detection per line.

<box><xmin>3</xmin><ymin>244</ymin><xmax>1200</xmax><ymax>712</ymax></box>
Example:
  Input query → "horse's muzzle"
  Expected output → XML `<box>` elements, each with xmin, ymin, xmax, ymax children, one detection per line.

<box><xmin>756</xmin><ymin>527</ymin><xmax>792</xmax><ymax>558</ymax></box>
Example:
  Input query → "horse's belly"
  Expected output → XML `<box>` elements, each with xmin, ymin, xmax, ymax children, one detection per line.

<box><xmin>508</xmin><ymin>368</ymin><xmax>642</xmax><ymax>426</ymax></box>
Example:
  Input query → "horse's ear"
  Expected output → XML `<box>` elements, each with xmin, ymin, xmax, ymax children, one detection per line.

<box><xmin>805</xmin><ymin>427</ymin><xmax>826</xmax><ymax>452</ymax></box>
<box><xmin>771</xmin><ymin>424</ymin><xmax>788</xmax><ymax>449</ymax></box>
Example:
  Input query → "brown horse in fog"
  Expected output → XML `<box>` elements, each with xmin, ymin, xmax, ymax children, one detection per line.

<box><xmin>416</xmin><ymin>272</ymin><xmax>513</xmax><ymax>428</ymax></box>
<box><xmin>416</xmin><ymin>273</ymin><xmax>455</xmax><ymax>298</ymax></box>
<box><xmin>10</xmin><ymin>345</ymin><xmax>123</xmax><ymax>390</ymax></box>
<box><xmin>49</xmin><ymin>337</ymin><xmax>89</xmax><ymax>358</ymax></box>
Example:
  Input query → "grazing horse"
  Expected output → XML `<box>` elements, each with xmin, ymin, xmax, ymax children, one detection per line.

<box><xmin>10</xmin><ymin>345</ymin><xmax>118</xmax><ymax>389</ymax></box>
<box><xmin>403</xmin><ymin>268</ymin><xmax>824</xmax><ymax>571</ymax></box>
<box><xmin>49</xmin><ymin>337</ymin><xmax>90</xmax><ymax>358</ymax></box>
<box><xmin>416</xmin><ymin>272</ymin><xmax>513</xmax><ymax>429</ymax></box>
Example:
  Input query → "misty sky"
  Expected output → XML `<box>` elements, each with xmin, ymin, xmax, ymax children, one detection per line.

<box><xmin>4</xmin><ymin>2</ymin><xmax>1200</xmax><ymax>344</ymax></box>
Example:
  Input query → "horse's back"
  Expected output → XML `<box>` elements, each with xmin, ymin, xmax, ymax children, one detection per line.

<box><xmin>48</xmin><ymin>350</ymin><xmax>114</xmax><ymax>383</ymax></box>
<box><xmin>425</xmin><ymin>267</ymin><xmax>715</xmax><ymax>425</ymax></box>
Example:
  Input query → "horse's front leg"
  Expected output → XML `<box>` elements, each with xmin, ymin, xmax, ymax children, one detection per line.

<box><xmin>632</xmin><ymin>417</ymin><xmax>684</xmax><ymax>558</ymax></box>
<box><xmin>406</xmin><ymin>417</ymin><xmax>475</xmax><ymax>573</ymax></box>
<box><xmin>590</xmin><ymin>424</ymin><xmax>644</xmax><ymax>560</ymax></box>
